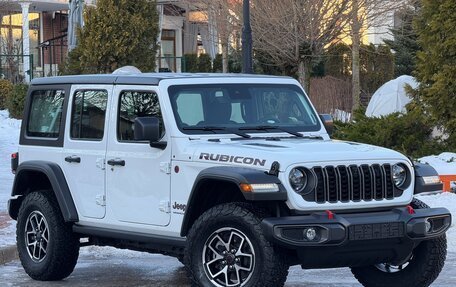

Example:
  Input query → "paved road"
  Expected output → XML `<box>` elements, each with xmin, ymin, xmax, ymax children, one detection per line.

<box><xmin>0</xmin><ymin>247</ymin><xmax>455</xmax><ymax>287</ymax></box>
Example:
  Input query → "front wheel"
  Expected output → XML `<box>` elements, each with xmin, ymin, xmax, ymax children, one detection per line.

<box><xmin>185</xmin><ymin>203</ymin><xmax>289</xmax><ymax>287</ymax></box>
<box><xmin>351</xmin><ymin>199</ymin><xmax>447</xmax><ymax>287</ymax></box>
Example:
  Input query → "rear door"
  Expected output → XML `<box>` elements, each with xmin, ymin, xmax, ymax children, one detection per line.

<box><xmin>61</xmin><ymin>85</ymin><xmax>112</xmax><ymax>219</ymax></box>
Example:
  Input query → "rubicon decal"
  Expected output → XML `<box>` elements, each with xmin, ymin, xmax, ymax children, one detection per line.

<box><xmin>199</xmin><ymin>153</ymin><xmax>266</xmax><ymax>167</ymax></box>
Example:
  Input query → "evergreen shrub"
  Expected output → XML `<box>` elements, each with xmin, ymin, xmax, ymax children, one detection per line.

<box><xmin>0</xmin><ymin>79</ymin><xmax>13</xmax><ymax>110</ymax></box>
<box><xmin>334</xmin><ymin>107</ymin><xmax>447</xmax><ymax>158</ymax></box>
<box><xmin>198</xmin><ymin>54</ymin><xmax>212</xmax><ymax>72</ymax></box>
<box><xmin>6</xmin><ymin>84</ymin><xmax>28</xmax><ymax>119</ymax></box>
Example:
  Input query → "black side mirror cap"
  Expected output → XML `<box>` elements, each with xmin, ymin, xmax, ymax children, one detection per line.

<box><xmin>414</xmin><ymin>162</ymin><xmax>443</xmax><ymax>194</ymax></box>
<box><xmin>319</xmin><ymin>114</ymin><xmax>334</xmax><ymax>137</ymax></box>
<box><xmin>134</xmin><ymin>117</ymin><xmax>167</xmax><ymax>149</ymax></box>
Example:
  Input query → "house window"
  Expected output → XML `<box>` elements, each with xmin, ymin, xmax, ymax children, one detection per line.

<box><xmin>159</xmin><ymin>29</ymin><xmax>176</xmax><ymax>72</ymax></box>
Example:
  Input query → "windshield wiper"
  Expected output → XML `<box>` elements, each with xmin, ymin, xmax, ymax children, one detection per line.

<box><xmin>183</xmin><ymin>126</ymin><xmax>251</xmax><ymax>139</ymax></box>
<box><xmin>239</xmin><ymin>125</ymin><xmax>323</xmax><ymax>139</ymax></box>
<box><xmin>239</xmin><ymin>125</ymin><xmax>304</xmax><ymax>137</ymax></box>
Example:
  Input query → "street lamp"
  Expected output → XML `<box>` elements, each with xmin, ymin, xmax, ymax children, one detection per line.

<box><xmin>242</xmin><ymin>0</ymin><xmax>253</xmax><ymax>74</ymax></box>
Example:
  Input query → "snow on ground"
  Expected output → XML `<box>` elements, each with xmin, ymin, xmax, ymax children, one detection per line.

<box><xmin>0</xmin><ymin>110</ymin><xmax>20</xmax><ymax>247</ymax></box>
<box><xmin>0</xmin><ymin>110</ymin><xmax>21</xmax><ymax>212</ymax></box>
<box><xmin>417</xmin><ymin>192</ymin><xmax>456</xmax><ymax>252</ymax></box>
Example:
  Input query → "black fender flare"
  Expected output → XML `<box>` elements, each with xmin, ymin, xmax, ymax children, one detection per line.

<box><xmin>8</xmin><ymin>161</ymin><xmax>78</xmax><ymax>222</ymax></box>
<box><xmin>180</xmin><ymin>166</ymin><xmax>287</xmax><ymax>236</ymax></box>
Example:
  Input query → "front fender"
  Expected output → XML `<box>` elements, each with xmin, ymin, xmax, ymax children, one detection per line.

<box><xmin>180</xmin><ymin>166</ymin><xmax>287</xmax><ymax>236</ymax></box>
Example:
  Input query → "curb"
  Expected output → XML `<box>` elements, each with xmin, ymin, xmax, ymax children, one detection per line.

<box><xmin>0</xmin><ymin>245</ymin><xmax>18</xmax><ymax>265</ymax></box>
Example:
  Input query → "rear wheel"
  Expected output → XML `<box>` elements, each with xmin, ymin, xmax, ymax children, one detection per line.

<box><xmin>351</xmin><ymin>198</ymin><xmax>447</xmax><ymax>287</ymax></box>
<box><xmin>17</xmin><ymin>191</ymin><xmax>80</xmax><ymax>281</ymax></box>
<box><xmin>185</xmin><ymin>203</ymin><xmax>289</xmax><ymax>287</ymax></box>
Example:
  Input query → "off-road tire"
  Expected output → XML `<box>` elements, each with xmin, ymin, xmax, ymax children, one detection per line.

<box><xmin>16</xmin><ymin>191</ymin><xmax>80</xmax><ymax>281</ymax></box>
<box><xmin>351</xmin><ymin>198</ymin><xmax>447</xmax><ymax>287</ymax></box>
<box><xmin>185</xmin><ymin>202</ymin><xmax>289</xmax><ymax>287</ymax></box>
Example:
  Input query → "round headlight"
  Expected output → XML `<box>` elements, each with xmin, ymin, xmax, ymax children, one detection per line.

<box><xmin>289</xmin><ymin>168</ymin><xmax>307</xmax><ymax>192</ymax></box>
<box><xmin>392</xmin><ymin>164</ymin><xmax>407</xmax><ymax>188</ymax></box>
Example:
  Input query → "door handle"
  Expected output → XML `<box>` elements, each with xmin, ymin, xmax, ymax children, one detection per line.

<box><xmin>65</xmin><ymin>156</ymin><xmax>81</xmax><ymax>163</ymax></box>
<box><xmin>107</xmin><ymin>159</ymin><xmax>125</xmax><ymax>167</ymax></box>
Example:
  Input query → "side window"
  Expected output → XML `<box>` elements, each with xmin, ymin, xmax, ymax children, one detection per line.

<box><xmin>175</xmin><ymin>92</ymin><xmax>203</xmax><ymax>125</ymax></box>
<box><xmin>27</xmin><ymin>90</ymin><xmax>65</xmax><ymax>138</ymax></box>
<box><xmin>70</xmin><ymin>90</ymin><xmax>108</xmax><ymax>140</ymax></box>
<box><xmin>118</xmin><ymin>91</ymin><xmax>164</xmax><ymax>141</ymax></box>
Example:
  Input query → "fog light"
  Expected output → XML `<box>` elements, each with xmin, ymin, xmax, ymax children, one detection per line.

<box><xmin>304</xmin><ymin>228</ymin><xmax>317</xmax><ymax>241</ymax></box>
<box><xmin>425</xmin><ymin>219</ymin><xmax>432</xmax><ymax>233</ymax></box>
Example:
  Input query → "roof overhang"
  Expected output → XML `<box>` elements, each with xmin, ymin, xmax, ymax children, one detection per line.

<box><xmin>5</xmin><ymin>0</ymin><xmax>69</xmax><ymax>12</ymax></box>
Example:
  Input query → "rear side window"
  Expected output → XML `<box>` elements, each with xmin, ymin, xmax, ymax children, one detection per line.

<box><xmin>70</xmin><ymin>90</ymin><xmax>108</xmax><ymax>140</ymax></box>
<box><xmin>27</xmin><ymin>90</ymin><xmax>65</xmax><ymax>138</ymax></box>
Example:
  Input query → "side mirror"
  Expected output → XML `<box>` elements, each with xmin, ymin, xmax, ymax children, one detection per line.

<box><xmin>134</xmin><ymin>117</ymin><xmax>167</xmax><ymax>149</ymax></box>
<box><xmin>319</xmin><ymin>114</ymin><xmax>334</xmax><ymax>137</ymax></box>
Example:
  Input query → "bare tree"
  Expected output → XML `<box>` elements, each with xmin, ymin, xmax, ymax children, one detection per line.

<box><xmin>251</xmin><ymin>0</ymin><xmax>351</xmax><ymax>92</ymax></box>
<box><xmin>348</xmin><ymin>0</ymin><xmax>410</xmax><ymax>111</ymax></box>
<box><xmin>0</xmin><ymin>1</ymin><xmax>24</xmax><ymax>82</ymax></box>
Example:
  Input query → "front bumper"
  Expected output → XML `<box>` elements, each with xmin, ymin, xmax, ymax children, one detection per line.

<box><xmin>261</xmin><ymin>206</ymin><xmax>451</xmax><ymax>268</ymax></box>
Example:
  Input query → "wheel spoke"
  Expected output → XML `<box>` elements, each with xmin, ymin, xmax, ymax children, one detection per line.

<box><xmin>209</xmin><ymin>245</ymin><xmax>223</xmax><ymax>257</ymax></box>
<box><xmin>29</xmin><ymin>214</ymin><xmax>38</xmax><ymax>230</ymax></box>
<box><xmin>236</xmin><ymin>264</ymin><xmax>253</xmax><ymax>272</ymax></box>
<box><xmin>227</xmin><ymin>231</ymin><xmax>239</xmax><ymax>249</ymax></box>
<box><xmin>37</xmin><ymin>242</ymin><xmax>42</xmax><ymax>259</ymax></box>
<box><xmin>214</xmin><ymin>234</ymin><xmax>229</xmax><ymax>251</ymax></box>
<box><xmin>42</xmin><ymin>227</ymin><xmax>49</xmax><ymax>243</ymax></box>
<box><xmin>234</xmin><ymin>265</ymin><xmax>242</xmax><ymax>284</ymax></box>
<box><xmin>38</xmin><ymin>217</ymin><xmax>45</xmax><ymax>230</ymax></box>
<box><xmin>237</xmin><ymin>251</ymin><xmax>253</xmax><ymax>261</ymax></box>
<box><xmin>32</xmin><ymin>242</ymin><xmax>38</xmax><ymax>259</ymax></box>
<box><xmin>206</xmin><ymin>253</ymin><xmax>223</xmax><ymax>267</ymax></box>
<box><xmin>39</xmin><ymin>244</ymin><xmax>47</xmax><ymax>255</ymax></box>
<box><xmin>212</xmin><ymin>265</ymin><xmax>228</xmax><ymax>281</ymax></box>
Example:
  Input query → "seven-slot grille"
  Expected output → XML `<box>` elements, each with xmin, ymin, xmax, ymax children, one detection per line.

<box><xmin>311</xmin><ymin>164</ymin><xmax>396</xmax><ymax>203</ymax></box>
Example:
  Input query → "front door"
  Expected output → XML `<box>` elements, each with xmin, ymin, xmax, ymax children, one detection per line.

<box><xmin>106</xmin><ymin>85</ymin><xmax>171</xmax><ymax>226</ymax></box>
<box><xmin>62</xmin><ymin>85</ymin><xmax>112</xmax><ymax>219</ymax></box>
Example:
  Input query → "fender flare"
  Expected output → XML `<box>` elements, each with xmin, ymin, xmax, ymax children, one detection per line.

<box><xmin>8</xmin><ymin>161</ymin><xmax>78</xmax><ymax>222</ymax></box>
<box><xmin>180</xmin><ymin>166</ymin><xmax>287</xmax><ymax>236</ymax></box>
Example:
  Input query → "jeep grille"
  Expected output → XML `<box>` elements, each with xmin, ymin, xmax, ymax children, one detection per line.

<box><xmin>305</xmin><ymin>164</ymin><xmax>403</xmax><ymax>203</ymax></box>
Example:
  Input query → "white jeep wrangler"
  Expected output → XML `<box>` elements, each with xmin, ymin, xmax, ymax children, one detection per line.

<box><xmin>8</xmin><ymin>72</ymin><xmax>452</xmax><ymax>287</ymax></box>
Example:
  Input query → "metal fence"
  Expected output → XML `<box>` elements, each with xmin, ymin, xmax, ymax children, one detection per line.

<box><xmin>0</xmin><ymin>54</ymin><xmax>34</xmax><ymax>83</ymax></box>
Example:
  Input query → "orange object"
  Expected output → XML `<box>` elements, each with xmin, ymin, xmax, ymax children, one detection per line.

<box><xmin>439</xmin><ymin>175</ymin><xmax>456</xmax><ymax>192</ymax></box>
<box><xmin>239</xmin><ymin>183</ymin><xmax>253</xmax><ymax>192</ymax></box>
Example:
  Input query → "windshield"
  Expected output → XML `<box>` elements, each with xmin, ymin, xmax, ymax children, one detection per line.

<box><xmin>169</xmin><ymin>84</ymin><xmax>321</xmax><ymax>135</ymax></box>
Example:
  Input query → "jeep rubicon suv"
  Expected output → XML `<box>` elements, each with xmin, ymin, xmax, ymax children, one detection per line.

<box><xmin>8</xmin><ymin>72</ymin><xmax>452</xmax><ymax>287</ymax></box>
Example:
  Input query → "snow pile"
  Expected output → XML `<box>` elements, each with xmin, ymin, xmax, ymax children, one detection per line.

<box><xmin>331</xmin><ymin>109</ymin><xmax>351</xmax><ymax>123</ymax></box>
<box><xmin>418</xmin><ymin>192</ymin><xmax>456</xmax><ymax>252</ymax></box>
<box><xmin>0</xmin><ymin>110</ymin><xmax>21</xmax><ymax>212</ymax></box>
<box><xmin>419</xmin><ymin>153</ymin><xmax>456</xmax><ymax>176</ymax></box>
